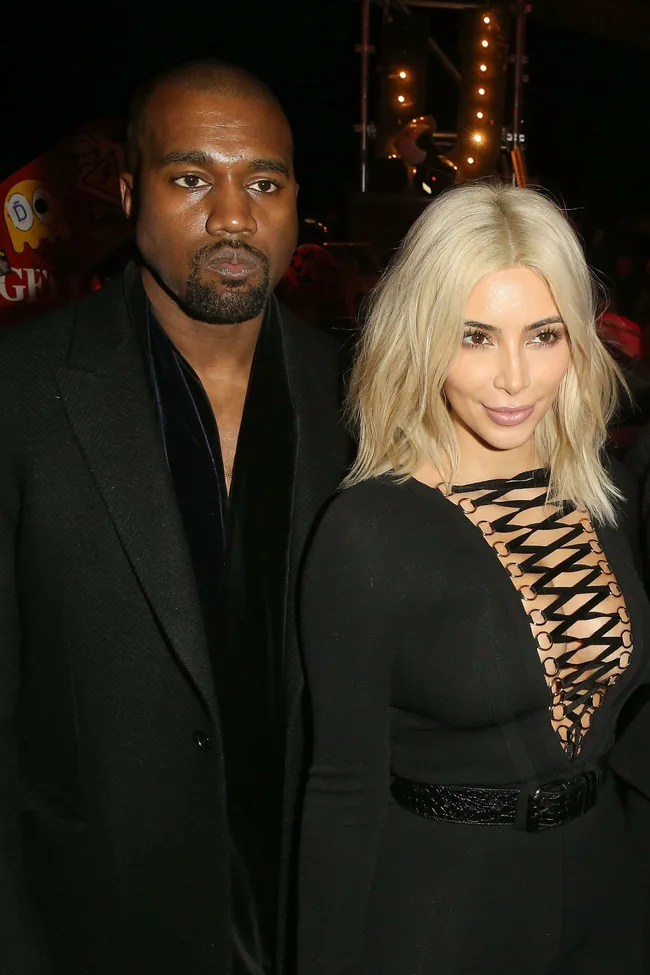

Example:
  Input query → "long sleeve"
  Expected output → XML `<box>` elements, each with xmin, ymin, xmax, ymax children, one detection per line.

<box><xmin>0</xmin><ymin>428</ymin><xmax>52</xmax><ymax>973</ymax></box>
<box><xmin>297</xmin><ymin>491</ymin><xmax>394</xmax><ymax>975</ymax></box>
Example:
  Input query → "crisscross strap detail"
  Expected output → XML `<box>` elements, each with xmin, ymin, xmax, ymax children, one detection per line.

<box><xmin>445</xmin><ymin>469</ymin><xmax>633</xmax><ymax>759</ymax></box>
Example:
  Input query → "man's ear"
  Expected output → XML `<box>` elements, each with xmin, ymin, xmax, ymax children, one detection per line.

<box><xmin>120</xmin><ymin>173</ymin><xmax>134</xmax><ymax>219</ymax></box>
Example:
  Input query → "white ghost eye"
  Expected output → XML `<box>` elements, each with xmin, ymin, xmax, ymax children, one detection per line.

<box><xmin>31</xmin><ymin>186</ymin><xmax>56</xmax><ymax>226</ymax></box>
<box><xmin>6</xmin><ymin>193</ymin><xmax>34</xmax><ymax>232</ymax></box>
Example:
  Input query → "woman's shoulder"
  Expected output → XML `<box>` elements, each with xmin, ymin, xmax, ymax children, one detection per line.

<box><xmin>311</xmin><ymin>475</ymin><xmax>429</xmax><ymax>550</ymax></box>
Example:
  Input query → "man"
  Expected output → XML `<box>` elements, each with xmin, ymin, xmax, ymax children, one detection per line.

<box><xmin>0</xmin><ymin>60</ymin><xmax>349</xmax><ymax>975</ymax></box>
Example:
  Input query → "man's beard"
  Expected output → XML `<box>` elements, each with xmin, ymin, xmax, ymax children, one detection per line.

<box><xmin>181</xmin><ymin>242</ymin><xmax>271</xmax><ymax>325</ymax></box>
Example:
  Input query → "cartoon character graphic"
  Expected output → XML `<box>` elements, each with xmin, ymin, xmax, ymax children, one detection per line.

<box><xmin>4</xmin><ymin>180</ymin><xmax>68</xmax><ymax>254</ymax></box>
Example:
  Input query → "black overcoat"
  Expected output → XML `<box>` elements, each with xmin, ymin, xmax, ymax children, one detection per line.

<box><xmin>0</xmin><ymin>265</ymin><xmax>350</xmax><ymax>975</ymax></box>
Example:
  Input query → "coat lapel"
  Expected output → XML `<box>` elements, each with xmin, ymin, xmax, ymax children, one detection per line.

<box><xmin>55</xmin><ymin>267</ymin><xmax>218</xmax><ymax>725</ymax></box>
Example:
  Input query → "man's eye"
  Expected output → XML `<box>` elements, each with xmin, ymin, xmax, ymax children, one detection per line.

<box><xmin>250</xmin><ymin>180</ymin><xmax>279</xmax><ymax>194</ymax></box>
<box><xmin>172</xmin><ymin>175</ymin><xmax>209</xmax><ymax>189</ymax></box>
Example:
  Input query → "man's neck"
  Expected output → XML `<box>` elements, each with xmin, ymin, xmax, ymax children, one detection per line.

<box><xmin>141</xmin><ymin>267</ymin><xmax>265</xmax><ymax>380</ymax></box>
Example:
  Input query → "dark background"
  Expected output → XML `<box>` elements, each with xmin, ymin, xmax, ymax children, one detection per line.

<box><xmin>3</xmin><ymin>1</ymin><xmax>648</xmax><ymax>234</ymax></box>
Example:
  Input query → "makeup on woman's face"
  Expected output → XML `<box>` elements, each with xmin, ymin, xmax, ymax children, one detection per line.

<box><xmin>443</xmin><ymin>267</ymin><xmax>572</xmax><ymax>467</ymax></box>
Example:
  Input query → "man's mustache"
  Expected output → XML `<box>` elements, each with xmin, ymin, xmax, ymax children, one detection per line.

<box><xmin>192</xmin><ymin>241</ymin><xmax>270</xmax><ymax>269</ymax></box>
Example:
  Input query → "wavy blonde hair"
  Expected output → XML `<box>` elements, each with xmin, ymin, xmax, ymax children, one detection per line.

<box><xmin>346</xmin><ymin>181</ymin><xmax>624</xmax><ymax>524</ymax></box>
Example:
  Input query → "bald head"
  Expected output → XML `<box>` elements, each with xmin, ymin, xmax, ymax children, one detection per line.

<box><xmin>126</xmin><ymin>59</ymin><xmax>289</xmax><ymax>172</ymax></box>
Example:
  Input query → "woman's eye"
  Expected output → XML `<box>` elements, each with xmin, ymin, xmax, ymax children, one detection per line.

<box><xmin>531</xmin><ymin>328</ymin><xmax>561</xmax><ymax>346</ymax></box>
<box><xmin>250</xmin><ymin>180</ymin><xmax>279</xmax><ymax>194</ymax></box>
<box><xmin>172</xmin><ymin>175</ymin><xmax>209</xmax><ymax>189</ymax></box>
<box><xmin>462</xmin><ymin>330</ymin><xmax>490</xmax><ymax>347</ymax></box>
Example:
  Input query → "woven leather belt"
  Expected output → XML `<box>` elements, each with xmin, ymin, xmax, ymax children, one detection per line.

<box><xmin>391</xmin><ymin>766</ymin><xmax>602</xmax><ymax>833</ymax></box>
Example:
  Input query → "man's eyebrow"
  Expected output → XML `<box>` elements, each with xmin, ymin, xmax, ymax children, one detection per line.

<box><xmin>463</xmin><ymin>316</ymin><xmax>565</xmax><ymax>333</ymax></box>
<box><xmin>158</xmin><ymin>149</ymin><xmax>213</xmax><ymax>168</ymax></box>
<box><xmin>247</xmin><ymin>158</ymin><xmax>291</xmax><ymax>178</ymax></box>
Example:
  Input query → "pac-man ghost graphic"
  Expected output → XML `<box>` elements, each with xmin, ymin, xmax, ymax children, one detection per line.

<box><xmin>4</xmin><ymin>180</ymin><xmax>68</xmax><ymax>254</ymax></box>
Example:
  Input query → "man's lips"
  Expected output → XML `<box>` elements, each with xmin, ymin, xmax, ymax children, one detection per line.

<box><xmin>482</xmin><ymin>405</ymin><xmax>535</xmax><ymax>426</ymax></box>
<box><xmin>203</xmin><ymin>248</ymin><xmax>262</xmax><ymax>278</ymax></box>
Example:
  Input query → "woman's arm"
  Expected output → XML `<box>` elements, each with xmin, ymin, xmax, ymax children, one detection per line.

<box><xmin>297</xmin><ymin>490</ymin><xmax>394</xmax><ymax>975</ymax></box>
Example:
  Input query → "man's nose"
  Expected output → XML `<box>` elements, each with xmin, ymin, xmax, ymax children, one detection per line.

<box><xmin>204</xmin><ymin>185</ymin><xmax>257</xmax><ymax>237</ymax></box>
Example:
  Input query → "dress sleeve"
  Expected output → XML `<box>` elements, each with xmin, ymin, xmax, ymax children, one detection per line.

<box><xmin>297</xmin><ymin>492</ymin><xmax>394</xmax><ymax>975</ymax></box>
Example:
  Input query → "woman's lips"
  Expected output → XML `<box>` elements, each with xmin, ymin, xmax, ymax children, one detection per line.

<box><xmin>482</xmin><ymin>405</ymin><xmax>535</xmax><ymax>426</ymax></box>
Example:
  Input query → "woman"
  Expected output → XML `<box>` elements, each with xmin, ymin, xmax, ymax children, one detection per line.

<box><xmin>297</xmin><ymin>182</ymin><xmax>650</xmax><ymax>973</ymax></box>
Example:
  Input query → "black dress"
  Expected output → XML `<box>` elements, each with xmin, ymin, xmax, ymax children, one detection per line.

<box><xmin>297</xmin><ymin>469</ymin><xmax>650</xmax><ymax>974</ymax></box>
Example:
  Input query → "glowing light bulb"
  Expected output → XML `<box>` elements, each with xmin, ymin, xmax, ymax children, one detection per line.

<box><xmin>482</xmin><ymin>40</ymin><xmax>489</xmax><ymax>47</ymax></box>
<box><xmin>399</xmin><ymin>70</ymin><xmax>407</xmax><ymax>79</ymax></box>
<box><xmin>480</xmin><ymin>64</ymin><xmax>487</xmax><ymax>72</ymax></box>
<box><xmin>397</xmin><ymin>95</ymin><xmax>405</xmax><ymax>103</ymax></box>
<box><xmin>474</xmin><ymin>134</ymin><xmax>483</xmax><ymax>143</ymax></box>
<box><xmin>478</xmin><ymin>87</ymin><xmax>486</xmax><ymax>95</ymax></box>
<box><xmin>467</xmin><ymin>157</ymin><xmax>475</xmax><ymax>165</ymax></box>
<box><xmin>483</xmin><ymin>16</ymin><xmax>491</xmax><ymax>24</ymax></box>
<box><xmin>477</xmin><ymin>111</ymin><xmax>484</xmax><ymax>119</ymax></box>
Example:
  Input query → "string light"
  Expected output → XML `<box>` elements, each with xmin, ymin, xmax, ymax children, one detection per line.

<box><xmin>397</xmin><ymin>95</ymin><xmax>405</xmax><ymax>103</ymax></box>
<box><xmin>480</xmin><ymin>64</ymin><xmax>487</xmax><ymax>72</ymax></box>
<box><xmin>467</xmin><ymin>157</ymin><xmax>475</xmax><ymax>164</ymax></box>
<box><xmin>399</xmin><ymin>70</ymin><xmax>407</xmax><ymax>79</ymax></box>
<box><xmin>473</xmin><ymin>134</ymin><xmax>483</xmax><ymax>143</ymax></box>
<box><xmin>481</xmin><ymin>40</ymin><xmax>489</xmax><ymax>48</ymax></box>
<box><xmin>478</xmin><ymin>87</ymin><xmax>486</xmax><ymax>95</ymax></box>
<box><xmin>477</xmin><ymin>111</ymin><xmax>484</xmax><ymax>119</ymax></box>
<box><xmin>483</xmin><ymin>15</ymin><xmax>491</xmax><ymax>24</ymax></box>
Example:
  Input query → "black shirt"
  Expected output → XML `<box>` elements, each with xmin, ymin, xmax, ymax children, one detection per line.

<box><xmin>148</xmin><ymin>305</ymin><xmax>296</xmax><ymax>974</ymax></box>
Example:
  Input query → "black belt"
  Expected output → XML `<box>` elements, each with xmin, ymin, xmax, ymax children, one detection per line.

<box><xmin>391</xmin><ymin>765</ymin><xmax>603</xmax><ymax>833</ymax></box>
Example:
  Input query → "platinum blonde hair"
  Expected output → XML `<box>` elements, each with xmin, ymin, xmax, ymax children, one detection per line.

<box><xmin>346</xmin><ymin>181</ymin><xmax>624</xmax><ymax>524</ymax></box>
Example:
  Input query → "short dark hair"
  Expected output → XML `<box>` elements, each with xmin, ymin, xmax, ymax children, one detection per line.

<box><xmin>126</xmin><ymin>59</ymin><xmax>287</xmax><ymax>172</ymax></box>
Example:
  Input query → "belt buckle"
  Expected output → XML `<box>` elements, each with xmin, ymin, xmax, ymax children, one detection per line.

<box><xmin>524</xmin><ymin>768</ymin><xmax>600</xmax><ymax>833</ymax></box>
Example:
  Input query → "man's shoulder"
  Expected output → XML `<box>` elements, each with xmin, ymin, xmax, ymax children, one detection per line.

<box><xmin>277</xmin><ymin>300</ymin><xmax>343</xmax><ymax>365</ymax></box>
<box><xmin>0</xmin><ymin>278</ymin><xmax>120</xmax><ymax>356</ymax></box>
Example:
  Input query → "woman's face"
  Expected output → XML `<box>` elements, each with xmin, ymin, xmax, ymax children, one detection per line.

<box><xmin>443</xmin><ymin>268</ymin><xmax>572</xmax><ymax>468</ymax></box>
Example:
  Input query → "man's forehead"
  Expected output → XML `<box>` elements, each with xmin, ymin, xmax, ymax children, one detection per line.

<box><xmin>143</xmin><ymin>84</ymin><xmax>292</xmax><ymax>152</ymax></box>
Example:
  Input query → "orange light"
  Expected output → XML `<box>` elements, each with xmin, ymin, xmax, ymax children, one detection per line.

<box><xmin>473</xmin><ymin>134</ymin><xmax>483</xmax><ymax>143</ymax></box>
<box><xmin>397</xmin><ymin>95</ymin><xmax>405</xmax><ymax>103</ymax></box>
<box><xmin>481</xmin><ymin>40</ymin><xmax>489</xmax><ymax>48</ymax></box>
<box><xmin>478</xmin><ymin>87</ymin><xmax>486</xmax><ymax>95</ymax></box>
<box><xmin>477</xmin><ymin>111</ymin><xmax>484</xmax><ymax>119</ymax></box>
<box><xmin>467</xmin><ymin>157</ymin><xmax>475</xmax><ymax>164</ymax></box>
<box><xmin>399</xmin><ymin>70</ymin><xmax>407</xmax><ymax>79</ymax></box>
<box><xmin>483</xmin><ymin>15</ymin><xmax>491</xmax><ymax>24</ymax></box>
<box><xmin>480</xmin><ymin>64</ymin><xmax>487</xmax><ymax>72</ymax></box>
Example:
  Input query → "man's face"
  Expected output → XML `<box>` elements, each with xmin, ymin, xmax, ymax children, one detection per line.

<box><xmin>120</xmin><ymin>84</ymin><xmax>298</xmax><ymax>325</ymax></box>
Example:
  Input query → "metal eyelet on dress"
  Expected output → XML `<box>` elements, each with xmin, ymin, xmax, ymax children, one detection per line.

<box><xmin>477</xmin><ymin>521</ymin><xmax>494</xmax><ymax>536</ymax></box>
<box><xmin>537</xmin><ymin>632</ymin><xmax>553</xmax><ymax>651</ymax></box>
<box><xmin>459</xmin><ymin>498</ymin><xmax>476</xmax><ymax>514</ymax></box>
